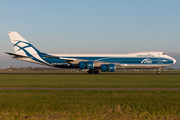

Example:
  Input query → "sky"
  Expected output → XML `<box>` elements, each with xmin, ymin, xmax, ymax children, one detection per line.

<box><xmin>0</xmin><ymin>0</ymin><xmax>180</xmax><ymax>68</ymax></box>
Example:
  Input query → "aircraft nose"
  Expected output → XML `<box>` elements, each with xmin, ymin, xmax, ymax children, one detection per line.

<box><xmin>173</xmin><ymin>58</ymin><xmax>176</xmax><ymax>64</ymax></box>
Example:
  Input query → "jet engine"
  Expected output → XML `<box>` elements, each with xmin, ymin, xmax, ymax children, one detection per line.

<box><xmin>101</xmin><ymin>64</ymin><xmax>116</xmax><ymax>72</ymax></box>
<box><xmin>79</xmin><ymin>61</ymin><xmax>94</xmax><ymax>69</ymax></box>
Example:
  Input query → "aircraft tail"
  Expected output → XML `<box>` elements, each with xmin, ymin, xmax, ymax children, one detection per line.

<box><xmin>7</xmin><ymin>31</ymin><xmax>41</xmax><ymax>57</ymax></box>
<box><xmin>7</xmin><ymin>31</ymin><xmax>52</xmax><ymax>66</ymax></box>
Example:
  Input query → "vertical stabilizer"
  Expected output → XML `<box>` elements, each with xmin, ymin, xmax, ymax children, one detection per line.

<box><xmin>8</xmin><ymin>31</ymin><xmax>29</xmax><ymax>55</ymax></box>
<box><xmin>7</xmin><ymin>31</ymin><xmax>40</xmax><ymax>56</ymax></box>
<box><xmin>7</xmin><ymin>31</ymin><xmax>51</xmax><ymax>66</ymax></box>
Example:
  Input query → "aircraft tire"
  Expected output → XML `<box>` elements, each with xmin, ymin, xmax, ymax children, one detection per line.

<box><xmin>157</xmin><ymin>71</ymin><xmax>161</xmax><ymax>74</ymax></box>
<box><xmin>93</xmin><ymin>71</ymin><xmax>99</xmax><ymax>74</ymax></box>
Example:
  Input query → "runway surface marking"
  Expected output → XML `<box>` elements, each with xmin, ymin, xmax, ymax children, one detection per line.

<box><xmin>0</xmin><ymin>88</ymin><xmax>180</xmax><ymax>90</ymax></box>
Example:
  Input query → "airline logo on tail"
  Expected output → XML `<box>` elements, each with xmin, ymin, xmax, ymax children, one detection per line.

<box><xmin>8</xmin><ymin>31</ymin><xmax>51</xmax><ymax>66</ymax></box>
<box><xmin>12</xmin><ymin>40</ymin><xmax>37</xmax><ymax>57</ymax></box>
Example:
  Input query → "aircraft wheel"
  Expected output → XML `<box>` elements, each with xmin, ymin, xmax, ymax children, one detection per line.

<box><xmin>93</xmin><ymin>71</ymin><xmax>99</xmax><ymax>74</ymax></box>
<box><xmin>157</xmin><ymin>71</ymin><xmax>161</xmax><ymax>74</ymax></box>
<box><xmin>88</xmin><ymin>71</ymin><xmax>93</xmax><ymax>74</ymax></box>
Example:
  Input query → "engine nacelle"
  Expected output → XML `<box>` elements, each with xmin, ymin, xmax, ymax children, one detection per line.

<box><xmin>101</xmin><ymin>64</ymin><xmax>116</xmax><ymax>72</ymax></box>
<box><xmin>108</xmin><ymin>64</ymin><xmax>116</xmax><ymax>72</ymax></box>
<box><xmin>101</xmin><ymin>64</ymin><xmax>108</xmax><ymax>72</ymax></box>
<box><xmin>86</xmin><ymin>61</ymin><xmax>94</xmax><ymax>70</ymax></box>
<box><xmin>79</xmin><ymin>61</ymin><xmax>94</xmax><ymax>70</ymax></box>
<box><xmin>79</xmin><ymin>61</ymin><xmax>86</xmax><ymax>69</ymax></box>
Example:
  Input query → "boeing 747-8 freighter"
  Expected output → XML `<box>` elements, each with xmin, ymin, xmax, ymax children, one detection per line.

<box><xmin>5</xmin><ymin>31</ymin><xmax>176</xmax><ymax>74</ymax></box>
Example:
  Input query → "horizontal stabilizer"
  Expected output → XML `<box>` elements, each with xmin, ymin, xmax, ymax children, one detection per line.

<box><xmin>5</xmin><ymin>52</ymin><xmax>32</xmax><ymax>58</ymax></box>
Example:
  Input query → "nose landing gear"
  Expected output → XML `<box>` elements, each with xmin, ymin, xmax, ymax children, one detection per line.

<box><xmin>157</xmin><ymin>68</ymin><xmax>161</xmax><ymax>74</ymax></box>
<box><xmin>157</xmin><ymin>71</ymin><xmax>161</xmax><ymax>74</ymax></box>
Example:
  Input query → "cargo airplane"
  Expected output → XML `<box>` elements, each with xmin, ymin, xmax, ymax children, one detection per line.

<box><xmin>5</xmin><ymin>31</ymin><xmax>176</xmax><ymax>74</ymax></box>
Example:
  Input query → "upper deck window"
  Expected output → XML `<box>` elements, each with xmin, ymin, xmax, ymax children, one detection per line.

<box><xmin>162</xmin><ymin>53</ymin><xmax>166</xmax><ymax>55</ymax></box>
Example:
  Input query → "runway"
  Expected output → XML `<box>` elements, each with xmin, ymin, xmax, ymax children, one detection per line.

<box><xmin>0</xmin><ymin>88</ymin><xmax>180</xmax><ymax>90</ymax></box>
<box><xmin>0</xmin><ymin>73</ymin><xmax>180</xmax><ymax>75</ymax></box>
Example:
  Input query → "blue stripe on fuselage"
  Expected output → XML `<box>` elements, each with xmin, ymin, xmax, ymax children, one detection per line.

<box><xmin>39</xmin><ymin>56</ymin><xmax>173</xmax><ymax>68</ymax></box>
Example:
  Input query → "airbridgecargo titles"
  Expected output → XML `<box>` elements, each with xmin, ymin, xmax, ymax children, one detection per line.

<box><xmin>137</xmin><ymin>55</ymin><xmax>155</xmax><ymax>57</ymax></box>
<box><xmin>5</xmin><ymin>31</ymin><xmax>176</xmax><ymax>74</ymax></box>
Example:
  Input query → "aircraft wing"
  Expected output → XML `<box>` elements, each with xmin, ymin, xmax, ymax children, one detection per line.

<box><xmin>42</xmin><ymin>55</ymin><xmax>76</xmax><ymax>61</ymax></box>
<box><xmin>42</xmin><ymin>55</ymin><xmax>120</xmax><ymax>67</ymax></box>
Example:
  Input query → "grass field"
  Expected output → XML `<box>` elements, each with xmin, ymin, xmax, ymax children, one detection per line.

<box><xmin>0</xmin><ymin>90</ymin><xmax>180</xmax><ymax>119</ymax></box>
<box><xmin>0</xmin><ymin>72</ymin><xmax>180</xmax><ymax>119</ymax></box>
<box><xmin>0</xmin><ymin>75</ymin><xmax>180</xmax><ymax>88</ymax></box>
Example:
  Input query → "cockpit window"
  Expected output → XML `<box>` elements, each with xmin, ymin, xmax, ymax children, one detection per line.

<box><xmin>162</xmin><ymin>53</ymin><xmax>166</xmax><ymax>55</ymax></box>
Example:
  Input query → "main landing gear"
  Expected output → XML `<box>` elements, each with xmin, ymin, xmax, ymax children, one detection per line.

<box><xmin>85</xmin><ymin>68</ymin><xmax>99</xmax><ymax>74</ymax></box>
